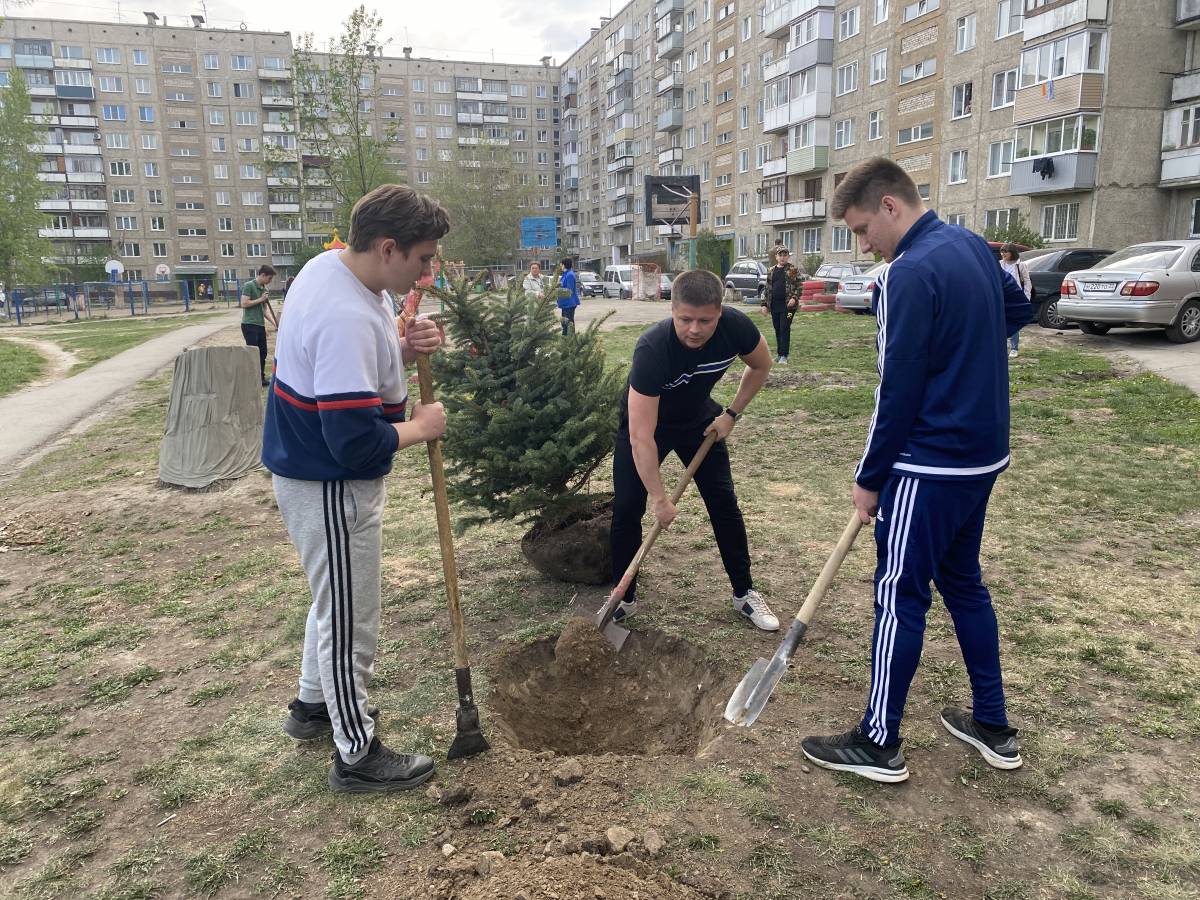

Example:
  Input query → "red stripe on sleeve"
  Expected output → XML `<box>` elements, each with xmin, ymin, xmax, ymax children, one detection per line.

<box><xmin>273</xmin><ymin>385</ymin><xmax>319</xmax><ymax>412</ymax></box>
<box><xmin>316</xmin><ymin>397</ymin><xmax>384</xmax><ymax>411</ymax></box>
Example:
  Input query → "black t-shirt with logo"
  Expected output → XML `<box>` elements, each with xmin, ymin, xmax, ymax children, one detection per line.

<box><xmin>619</xmin><ymin>305</ymin><xmax>762</xmax><ymax>432</ymax></box>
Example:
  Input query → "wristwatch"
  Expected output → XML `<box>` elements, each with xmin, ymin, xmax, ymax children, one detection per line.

<box><xmin>724</xmin><ymin>406</ymin><xmax>740</xmax><ymax>421</ymax></box>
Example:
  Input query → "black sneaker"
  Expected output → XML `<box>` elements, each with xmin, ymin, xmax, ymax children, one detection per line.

<box><xmin>283</xmin><ymin>699</ymin><xmax>380</xmax><ymax>740</ymax></box>
<box><xmin>329</xmin><ymin>737</ymin><xmax>436</xmax><ymax>793</ymax></box>
<box><xmin>801</xmin><ymin>725</ymin><xmax>909</xmax><ymax>783</ymax></box>
<box><xmin>940</xmin><ymin>707</ymin><xmax>1022</xmax><ymax>770</ymax></box>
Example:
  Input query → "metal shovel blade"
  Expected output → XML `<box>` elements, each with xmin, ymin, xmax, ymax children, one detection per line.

<box><xmin>570</xmin><ymin>595</ymin><xmax>630</xmax><ymax>652</ymax></box>
<box><xmin>723</xmin><ymin>647</ymin><xmax>793</xmax><ymax>728</ymax></box>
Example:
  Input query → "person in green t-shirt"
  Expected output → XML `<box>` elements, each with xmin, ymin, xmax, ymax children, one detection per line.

<box><xmin>240</xmin><ymin>264</ymin><xmax>277</xmax><ymax>386</ymax></box>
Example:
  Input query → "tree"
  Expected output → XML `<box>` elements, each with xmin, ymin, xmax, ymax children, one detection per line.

<box><xmin>290</xmin><ymin>239</ymin><xmax>325</xmax><ymax>273</ymax></box>
<box><xmin>292</xmin><ymin>6</ymin><xmax>401</xmax><ymax>234</ymax></box>
<box><xmin>425</xmin><ymin>272</ymin><xmax>623</xmax><ymax>532</ymax></box>
<box><xmin>694</xmin><ymin>229</ymin><xmax>727</xmax><ymax>276</ymax></box>
<box><xmin>983</xmin><ymin>212</ymin><xmax>1045</xmax><ymax>250</ymax></box>
<box><xmin>429</xmin><ymin>142</ymin><xmax>533</xmax><ymax>268</ymax></box>
<box><xmin>802</xmin><ymin>253</ymin><xmax>824</xmax><ymax>275</ymax></box>
<box><xmin>0</xmin><ymin>72</ymin><xmax>54</xmax><ymax>290</ymax></box>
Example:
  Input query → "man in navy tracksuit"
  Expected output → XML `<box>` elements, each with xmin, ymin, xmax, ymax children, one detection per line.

<box><xmin>801</xmin><ymin>157</ymin><xmax>1031</xmax><ymax>784</ymax></box>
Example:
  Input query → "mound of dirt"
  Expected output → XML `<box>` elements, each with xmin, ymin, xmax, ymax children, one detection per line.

<box><xmin>489</xmin><ymin>629</ymin><xmax>729</xmax><ymax>757</ymax></box>
<box><xmin>552</xmin><ymin>616</ymin><xmax>617</xmax><ymax>678</ymax></box>
<box><xmin>521</xmin><ymin>499</ymin><xmax>613</xmax><ymax>585</ymax></box>
<box><xmin>456</xmin><ymin>853</ymin><xmax>707</xmax><ymax>900</ymax></box>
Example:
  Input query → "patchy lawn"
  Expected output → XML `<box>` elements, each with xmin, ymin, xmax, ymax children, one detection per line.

<box><xmin>0</xmin><ymin>340</ymin><xmax>47</xmax><ymax>398</ymax></box>
<box><xmin>0</xmin><ymin>312</ymin><xmax>1196</xmax><ymax>899</ymax></box>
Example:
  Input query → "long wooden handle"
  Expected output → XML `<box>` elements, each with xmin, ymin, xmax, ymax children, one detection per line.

<box><xmin>794</xmin><ymin>511</ymin><xmax>864</xmax><ymax>627</ymax></box>
<box><xmin>609</xmin><ymin>430</ymin><xmax>719</xmax><ymax>603</ymax></box>
<box><xmin>415</xmin><ymin>353</ymin><xmax>469</xmax><ymax>669</ymax></box>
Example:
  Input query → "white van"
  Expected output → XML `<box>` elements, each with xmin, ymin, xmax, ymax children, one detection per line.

<box><xmin>603</xmin><ymin>265</ymin><xmax>634</xmax><ymax>299</ymax></box>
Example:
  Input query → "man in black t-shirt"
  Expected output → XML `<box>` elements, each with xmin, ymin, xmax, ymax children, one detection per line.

<box><xmin>611</xmin><ymin>269</ymin><xmax>779</xmax><ymax>631</ymax></box>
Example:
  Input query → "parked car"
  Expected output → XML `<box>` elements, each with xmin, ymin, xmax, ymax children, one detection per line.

<box><xmin>724</xmin><ymin>259</ymin><xmax>769</xmax><ymax>300</ymax></box>
<box><xmin>835</xmin><ymin>262</ymin><xmax>888</xmax><ymax>314</ymax></box>
<box><xmin>1021</xmin><ymin>247</ymin><xmax>1113</xmax><ymax>328</ymax></box>
<box><xmin>576</xmin><ymin>270</ymin><xmax>605</xmax><ymax>297</ymax></box>
<box><xmin>660</xmin><ymin>273</ymin><xmax>675</xmax><ymax>301</ymax></box>
<box><xmin>603</xmin><ymin>265</ymin><xmax>634</xmax><ymax>298</ymax></box>
<box><xmin>1059</xmin><ymin>241</ymin><xmax>1200</xmax><ymax>343</ymax></box>
<box><xmin>812</xmin><ymin>262</ymin><xmax>869</xmax><ymax>283</ymax></box>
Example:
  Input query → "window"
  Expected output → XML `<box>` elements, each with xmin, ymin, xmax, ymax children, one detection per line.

<box><xmin>840</xmin><ymin>7</ymin><xmax>860</xmax><ymax>39</ymax></box>
<box><xmin>952</xmin><ymin>82</ymin><xmax>973</xmax><ymax>118</ymax></box>
<box><xmin>177</xmin><ymin>227</ymin><xmax>207</xmax><ymax>237</ymax></box>
<box><xmin>235</xmin><ymin>111</ymin><xmax>258</xmax><ymax>126</ymax></box>
<box><xmin>901</xmin><ymin>0</ymin><xmax>939</xmax><ymax>23</ymax></box>
<box><xmin>740</xmin><ymin>106</ymin><xmax>749</xmax><ymax>129</ymax></box>
<box><xmin>412</xmin><ymin>78</ymin><xmax>425</xmax><ymax>92</ymax></box>
<box><xmin>435</xmin><ymin>102</ymin><xmax>452</xmax><ymax>116</ymax></box>
<box><xmin>874</xmin><ymin>0</ymin><xmax>888</xmax><ymax>23</ymax></box>
<box><xmin>1190</xmin><ymin>200</ymin><xmax>1200</xmax><ymax>237</ymax></box>
<box><xmin>947</xmin><ymin>213</ymin><xmax>967</xmax><ymax>227</ymax></box>
<box><xmin>717</xmin><ymin>2</ymin><xmax>734</xmax><ymax>21</ymax></box>
<box><xmin>870</xmin><ymin>49</ymin><xmax>887</xmax><ymax>84</ymax></box>
<box><xmin>955</xmin><ymin>15</ymin><xmax>976</xmax><ymax>53</ymax></box>
<box><xmin>916</xmin><ymin>183</ymin><xmax>930</xmax><ymax>200</ymax></box>
<box><xmin>215</xmin><ymin>192</ymin><xmax>231</xmax><ymax>206</ymax></box>
<box><xmin>210</xmin><ymin>110</ymin><xmax>226</xmax><ymax>126</ymax></box>
<box><xmin>238</xmin><ymin>137</ymin><xmax>259</xmax><ymax>152</ymax></box>
<box><xmin>509</xmin><ymin>83</ymin><xmax>526</xmax><ymax>97</ymax></box>
<box><xmin>161</xmin><ymin>63</ymin><xmax>192</xmax><ymax>74</ymax></box>
<box><xmin>221</xmin><ymin>243</ymin><xmax>236</xmax><ymax>257</ymax></box>
<box><xmin>991</xmin><ymin>69</ymin><xmax>1018</xmax><ymax>109</ymax></box>
<box><xmin>997</xmin><ymin>0</ymin><xmax>1023</xmax><ymax>38</ymax></box>
<box><xmin>138</xmin><ymin>106</ymin><xmax>155</xmax><ymax>123</ymax></box>
<box><xmin>135</xmin><ymin>78</ymin><xmax>151</xmax><ymax>95</ymax></box>
<box><xmin>102</xmin><ymin>104</ymin><xmax>127</xmax><ymax>121</ymax></box>
<box><xmin>988</xmin><ymin>140</ymin><xmax>1014</xmax><ymax>176</ymax></box>
<box><xmin>1019</xmin><ymin>30</ymin><xmax>1107</xmax><ymax>88</ymax></box>
<box><xmin>204</xmin><ymin>53</ymin><xmax>219</xmax><ymax>70</ymax></box>
<box><xmin>803</xmin><ymin>227</ymin><xmax>821</xmax><ymax>254</ymax></box>
<box><xmin>535</xmin><ymin>85</ymin><xmax>547</xmax><ymax>98</ymax></box>
<box><xmin>232</xmin><ymin>82</ymin><xmax>254</xmax><ymax>99</ymax></box>
<box><xmin>868</xmin><ymin>110</ymin><xmax>882</xmax><ymax>140</ymax></box>
<box><xmin>742</xmin><ymin>15</ymin><xmax>752</xmax><ymax>40</ymax></box>
<box><xmin>147</xmin><ymin>189</ymin><xmax>163</xmax><ymax>204</ymax></box>
<box><xmin>176</xmin><ymin>201</ymin><xmax>205</xmax><ymax>210</ymax></box>
<box><xmin>739</xmin><ymin>149</ymin><xmax>749</xmax><ymax>172</ymax></box>
<box><xmin>240</xmin><ymin>164</ymin><xmax>261</xmax><ymax>179</ymax></box>
<box><xmin>897</xmin><ymin>122</ymin><xmax>933</xmax><ymax>144</ymax></box>
<box><xmin>109</xmin><ymin>161</ymin><xmax>132</xmax><ymax>177</ymax></box>
<box><xmin>685</xmin><ymin>127</ymin><xmax>696</xmax><ymax>149</ymax></box>
<box><xmin>242</xmin><ymin>192</ymin><xmax>264</xmax><ymax>205</ymax></box>
<box><xmin>152</xmin><ymin>242</ymin><xmax>168</xmax><ymax>258</ymax></box>
<box><xmin>151</xmin><ymin>216</ymin><xmax>165</xmax><ymax>231</ymax></box>
<box><xmin>98</xmin><ymin>75</ymin><xmax>122</xmax><ymax>92</ymax></box>
<box><xmin>715</xmin><ymin>173</ymin><xmax>732</xmax><ymax>187</ymax></box>
<box><xmin>413</xmin><ymin>101</ymin><xmax>426</xmax><ymax>115</ymax></box>
<box><xmin>112</xmin><ymin>188</ymin><xmax>135</xmax><ymax>203</ymax></box>
<box><xmin>756</xmin><ymin>142</ymin><xmax>771</xmax><ymax>168</ymax></box>
<box><xmin>433</xmin><ymin>79</ymin><xmax>451</xmax><ymax>92</ymax></box>
<box><xmin>114</xmin><ymin>215</ymin><xmax>137</xmax><ymax>230</ymax></box>
<box><xmin>95</xmin><ymin>47</ymin><xmax>120</xmax><ymax>64</ymax></box>
<box><xmin>217</xmin><ymin>217</ymin><xmax>233</xmax><ymax>231</ymax></box>
<box><xmin>985</xmin><ymin>208</ymin><xmax>1017</xmax><ymax>232</ymax></box>
<box><xmin>900</xmin><ymin>59</ymin><xmax>936</xmax><ymax>84</ymax></box>
<box><xmin>244</xmin><ymin>217</ymin><xmax>265</xmax><ymax>231</ymax></box>
<box><xmin>836</xmin><ymin>62</ymin><xmax>859</xmax><ymax>96</ymax></box>
<box><xmin>832</xmin><ymin>225</ymin><xmax>852</xmax><ymax>252</ymax></box>
<box><xmin>141</xmin><ymin>134</ymin><xmax>158</xmax><ymax>150</ymax></box>
<box><xmin>1014</xmin><ymin>113</ymin><xmax>1100</xmax><ymax>158</ymax></box>
<box><xmin>119</xmin><ymin>242</ymin><xmax>140</xmax><ymax>257</ymax></box>
<box><xmin>106</xmin><ymin>133</ymin><xmax>130</xmax><ymax>149</ymax></box>
<box><xmin>132</xmin><ymin>48</ymin><xmax>149</xmax><ymax>65</ymax></box>
<box><xmin>214</xmin><ymin>164</ymin><xmax>230</xmax><ymax>179</ymax></box>
<box><xmin>948</xmin><ymin>149</ymin><xmax>969</xmax><ymax>184</ymax></box>
<box><xmin>246</xmin><ymin>243</ymin><xmax>267</xmax><ymax>257</ymax></box>
<box><xmin>1041</xmin><ymin>202</ymin><xmax>1079</xmax><ymax>241</ymax></box>
<box><xmin>717</xmin><ymin>46</ymin><xmax>734</xmax><ymax>63</ymax></box>
<box><xmin>834</xmin><ymin>118</ymin><xmax>854</xmax><ymax>149</ymax></box>
<box><xmin>144</xmin><ymin>162</ymin><xmax>159</xmax><ymax>177</ymax></box>
<box><xmin>231</xmin><ymin>54</ymin><xmax>252</xmax><ymax>71</ymax></box>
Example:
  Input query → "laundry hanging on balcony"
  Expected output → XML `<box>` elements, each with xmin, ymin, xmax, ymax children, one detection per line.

<box><xmin>1032</xmin><ymin>157</ymin><xmax>1056</xmax><ymax>180</ymax></box>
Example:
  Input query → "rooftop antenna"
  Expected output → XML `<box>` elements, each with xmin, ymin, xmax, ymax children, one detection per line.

<box><xmin>143</xmin><ymin>11</ymin><xmax>159</xmax><ymax>25</ymax></box>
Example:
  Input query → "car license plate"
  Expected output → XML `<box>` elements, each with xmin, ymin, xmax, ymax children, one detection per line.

<box><xmin>1083</xmin><ymin>281</ymin><xmax>1117</xmax><ymax>292</ymax></box>
<box><xmin>845</xmin><ymin>282</ymin><xmax>863</xmax><ymax>291</ymax></box>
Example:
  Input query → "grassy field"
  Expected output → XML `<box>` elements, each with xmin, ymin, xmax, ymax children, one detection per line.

<box><xmin>0</xmin><ymin>312</ymin><xmax>1196</xmax><ymax>899</ymax></box>
<box><xmin>0</xmin><ymin>340</ymin><xmax>48</xmax><ymax>398</ymax></box>
<box><xmin>24</xmin><ymin>312</ymin><xmax>230</xmax><ymax>375</ymax></box>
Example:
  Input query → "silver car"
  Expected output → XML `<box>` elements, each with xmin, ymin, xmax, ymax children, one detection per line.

<box><xmin>1059</xmin><ymin>241</ymin><xmax>1200</xmax><ymax>343</ymax></box>
<box><xmin>835</xmin><ymin>262</ymin><xmax>888</xmax><ymax>314</ymax></box>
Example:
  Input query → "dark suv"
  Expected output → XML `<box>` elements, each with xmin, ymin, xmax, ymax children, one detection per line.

<box><xmin>1024</xmin><ymin>248</ymin><xmax>1113</xmax><ymax>328</ymax></box>
<box><xmin>724</xmin><ymin>259</ymin><xmax>768</xmax><ymax>300</ymax></box>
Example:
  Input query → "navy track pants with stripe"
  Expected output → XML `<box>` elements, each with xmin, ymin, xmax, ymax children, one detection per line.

<box><xmin>860</xmin><ymin>474</ymin><xmax>1009</xmax><ymax>747</ymax></box>
<box><xmin>274</xmin><ymin>474</ymin><xmax>383</xmax><ymax>764</ymax></box>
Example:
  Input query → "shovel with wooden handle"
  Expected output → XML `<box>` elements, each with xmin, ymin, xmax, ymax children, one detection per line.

<box><xmin>415</xmin><ymin>353</ymin><xmax>490</xmax><ymax>760</ymax></box>
<box><xmin>590</xmin><ymin>431</ymin><xmax>719</xmax><ymax>651</ymax></box>
<box><xmin>723</xmin><ymin>511</ymin><xmax>864</xmax><ymax>727</ymax></box>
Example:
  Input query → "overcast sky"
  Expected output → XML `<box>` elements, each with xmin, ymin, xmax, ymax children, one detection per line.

<box><xmin>12</xmin><ymin>0</ymin><xmax>622</xmax><ymax>65</ymax></box>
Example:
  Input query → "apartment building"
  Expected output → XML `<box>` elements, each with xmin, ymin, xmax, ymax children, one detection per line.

<box><xmin>562</xmin><ymin>0</ymin><xmax>1190</xmax><ymax>271</ymax></box>
<box><xmin>0</xmin><ymin>15</ymin><xmax>561</xmax><ymax>289</ymax></box>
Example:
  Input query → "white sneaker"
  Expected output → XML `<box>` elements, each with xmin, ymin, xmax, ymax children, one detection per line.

<box><xmin>1008</xmin><ymin>348</ymin><xmax>1018</xmax><ymax>358</ymax></box>
<box><xmin>733</xmin><ymin>589</ymin><xmax>779</xmax><ymax>631</ymax></box>
<box><xmin>778</xmin><ymin>355</ymin><xmax>788</xmax><ymax>365</ymax></box>
<box><xmin>611</xmin><ymin>598</ymin><xmax>638</xmax><ymax>624</ymax></box>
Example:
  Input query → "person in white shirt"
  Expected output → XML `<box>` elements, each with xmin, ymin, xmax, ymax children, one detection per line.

<box><xmin>522</xmin><ymin>262</ymin><xmax>547</xmax><ymax>301</ymax></box>
<box><xmin>999</xmin><ymin>244</ymin><xmax>1031</xmax><ymax>358</ymax></box>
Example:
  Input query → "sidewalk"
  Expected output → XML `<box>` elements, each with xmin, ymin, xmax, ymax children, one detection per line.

<box><xmin>1052</xmin><ymin>329</ymin><xmax>1200</xmax><ymax>396</ymax></box>
<box><xmin>0</xmin><ymin>313</ymin><xmax>240</xmax><ymax>473</ymax></box>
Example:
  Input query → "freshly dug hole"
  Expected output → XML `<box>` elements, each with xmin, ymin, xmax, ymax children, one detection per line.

<box><xmin>489</xmin><ymin>629</ymin><xmax>729</xmax><ymax>757</ymax></box>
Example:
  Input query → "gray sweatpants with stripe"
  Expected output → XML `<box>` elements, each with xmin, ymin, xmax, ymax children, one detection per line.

<box><xmin>274</xmin><ymin>474</ymin><xmax>384</xmax><ymax>764</ymax></box>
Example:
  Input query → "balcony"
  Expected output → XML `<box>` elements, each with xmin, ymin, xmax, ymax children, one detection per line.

<box><xmin>71</xmin><ymin>199</ymin><xmax>108</xmax><ymax>211</ymax></box>
<box><xmin>64</xmin><ymin>144</ymin><xmax>101</xmax><ymax>155</ymax></box>
<box><xmin>15</xmin><ymin>53</ymin><xmax>54</xmax><ymax>69</ymax></box>
<box><xmin>657</xmin><ymin>31</ymin><xmax>684</xmax><ymax>58</ymax></box>
<box><xmin>658</xmin><ymin>146</ymin><xmax>684</xmax><ymax>166</ymax></box>
<box><xmin>66</xmin><ymin>172</ymin><xmax>103</xmax><ymax>184</ymax></box>
<box><xmin>262</xmin><ymin>96</ymin><xmax>295</xmax><ymax>108</ymax></box>
<box><xmin>258</xmin><ymin>67</ymin><xmax>291</xmax><ymax>80</ymax></box>
<box><xmin>657</xmin><ymin>108</ymin><xmax>683</xmax><ymax>132</ymax></box>
<box><xmin>457</xmin><ymin>112</ymin><xmax>484</xmax><ymax>125</ymax></box>
<box><xmin>655</xmin><ymin>0</ymin><xmax>684</xmax><ymax>16</ymax></box>
<box><xmin>266</xmin><ymin>176</ymin><xmax>299</xmax><ymax>186</ymax></box>
<box><xmin>787</xmin><ymin>144</ymin><xmax>829</xmax><ymax>175</ymax></box>
<box><xmin>609</xmin><ymin>184</ymin><xmax>637</xmax><ymax>200</ymax></box>
<box><xmin>55</xmin><ymin>85</ymin><xmax>95</xmax><ymax>101</ymax></box>
<box><xmin>657</xmin><ymin>72</ymin><xmax>683</xmax><ymax>94</ymax></box>
<box><xmin>483</xmin><ymin>114</ymin><xmax>509</xmax><ymax>124</ymax></box>
<box><xmin>458</xmin><ymin>136</ymin><xmax>509</xmax><ymax>146</ymax></box>
<box><xmin>762</xmin><ymin>157</ymin><xmax>788</xmax><ymax>177</ymax></box>
<box><xmin>38</xmin><ymin>199</ymin><xmax>71</xmax><ymax>211</ymax></box>
<box><xmin>1012</xmin><ymin>74</ymin><xmax>1104</xmax><ymax>126</ymax></box>
<box><xmin>272</xmin><ymin>254</ymin><xmax>295</xmax><ymax>267</ymax></box>
<box><xmin>607</xmin><ymin>154</ymin><xmax>636</xmax><ymax>172</ymax></box>
<box><xmin>54</xmin><ymin>57</ymin><xmax>91</xmax><ymax>69</ymax></box>
<box><xmin>759</xmin><ymin>198</ymin><xmax>826</xmax><ymax>223</ymax></box>
<box><xmin>32</xmin><ymin>143</ymin><xmax>64</xmax><ymax>155</ymax></box>
<box><xmin>607</xmin><ymin>98</ymin><xmax>633</xmax><ymax>120</ymax></box>
<box><xmin>1182</xmin><ymin>0</ymin><xmax>1200</xmax><ymax>26</ymax></box>
<box><xmin>269</xmin><ymin>202</ymin><xmax>301</xmax><ymax>213</ymax></box>
<box><xmin>29</xmin><ymin>86</ymin><xmax>56</xmax><ymax>98</ymax></box>
<box><xmin>271</xmin><ymin>229</ymin><xmax>303</xmax><ymax>240</ymax></box>
<box><xmin>1161</xmin><ymin>144</ymin><xmax>1200</xmax><ymax>186</ymax></box>
<box><xmin>37</xmin><ymin>173</ymin><xmax>66</xmax><ymax>183</ymax></box>
<box><xmin>74</xmin><ymin>227</ymin><xmax>111</xmax><ymax>239</ymax></box>
<box><xmin>789</xmin><ymin>37</ymin><xmax>834</xmax><ymax>71</ymax></box>
<box><xmin>565</xmin><ymin>176</ymin><xmax>580</xmax><ymax>189</ymax></box>
<box><xmin>563</xmin><ymin>79</ymin><xmax>578</xmax><ymax>97</ymax></box>
<box><xmin>1023</xmin><ymin>0</ymin><xmax>1107</xmax><ymax>41</ymax></box>
<box><xmin>607</xmin><ymin>212</ymin><xmax>635</xmax><ymax>227</ymax></box>
<box><xmin>1009</xmin><ymin>152</ymin><xmax>1098</xmax><ymax>195</ymax></box>
<box><xmin>763</xmin><ymin>56</ymin><xmax>790</xmax><ymax>83</ymax></box>
<box><xmin>607</xmin><ymin>38</ymin><xmax>634</xmax><ymax>63</ymax></box>
<box><xmin>61</xmin><ymin>115</ymin><xmax>99</xmax><ymax>128</ymax></box>
<box><xmin>263</xmin><ymin>121</ymin><xmax>296</xmax><ymax>133</ymax></box>
<box><xmin>761</xmin><ymin>0</ymin><xmax>834</xmax><ymax>38</ymax></box>
<box><xmin>1173</xmin><ymin>71</ymin><xmax>1200</xmax><ymax>103</ymax></box>
<box><xmin>39</xmin><ymin>228</ymin><xmax>74</xmax><ymax>239</ymax></box>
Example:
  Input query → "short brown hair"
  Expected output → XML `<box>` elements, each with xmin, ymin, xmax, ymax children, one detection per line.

<box><xmin>348</xmin><ymin>184</ymin><xmax>450</xmax><ymax>253</ymax></box>
<box><xmin>1001</xmin><ymin>243</ymin><xmax>1021</xmax><ymax>260</ymax></box>
<box><xmin>672</xmin><ymin>269</ymin><xmax>723</xmax><ymax>308</ymax></box>
<box><xmin>257</xmin><ymin>264</ymin><xmax>276</xmax><ymax>277</ymax></box>
<box><xmin>831</xmin><ymin>157</ymin><xmax>922</xmax><ymax>219</ymax></box>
